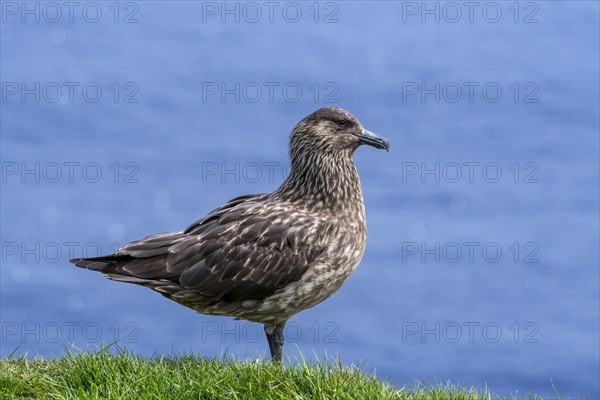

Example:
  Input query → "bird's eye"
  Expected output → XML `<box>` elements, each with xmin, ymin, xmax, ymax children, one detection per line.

<box><xmin>336</xmin><ymin>119</ymin><xmax>346</xmax><ymax>127</ymax></box>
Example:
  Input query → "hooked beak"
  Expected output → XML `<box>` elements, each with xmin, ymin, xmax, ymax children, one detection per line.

<box><xmin>356</xmin><ymin>129</ymin><xmax>390</xmax><ymax>151</ymax></box>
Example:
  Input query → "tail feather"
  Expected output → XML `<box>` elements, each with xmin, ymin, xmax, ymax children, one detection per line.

<box><xmin>69</xmin><ymin>255</ymin><xmax>133</xmax><ymax>273</ymax></box>
<box><xmin>70</xmin><ymin>254</ymin><xmax>194</xmax><ymax>304</ymax></box>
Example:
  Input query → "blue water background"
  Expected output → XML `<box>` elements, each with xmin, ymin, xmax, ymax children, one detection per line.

<box><xmin>1</xmin><ymin>2</ymin><xmax>599</xmax><ymax>398</ymax></box>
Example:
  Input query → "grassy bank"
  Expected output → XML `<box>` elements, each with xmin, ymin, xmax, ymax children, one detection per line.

<box><xmin>1</xmin><ymin>349</ymin><xmax>546</xmax><ymax>399</ymax></box>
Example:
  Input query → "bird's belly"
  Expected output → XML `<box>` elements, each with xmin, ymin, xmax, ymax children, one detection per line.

<box><xmin>254</xmin><ymin>248</ymin><xmax>365</xmax><ymax>322</ymax></box>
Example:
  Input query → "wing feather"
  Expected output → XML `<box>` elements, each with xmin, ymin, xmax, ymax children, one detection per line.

<box><xmin>71</xmin><ymin>193</ymin><xmax>330</xmax><ymax>305</ymax></box>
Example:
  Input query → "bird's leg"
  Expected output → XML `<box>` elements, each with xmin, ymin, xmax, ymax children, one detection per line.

<box><xmin>264</xmin><ymin>322</ymin><xmax>286</xmax><ymax>363</ymax></box>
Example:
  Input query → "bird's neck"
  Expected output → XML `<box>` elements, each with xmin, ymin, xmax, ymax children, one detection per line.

<box><xmin>274</xmin><ymin>150</ymin><xmax>365</xmax><ymax>214</ymax></box>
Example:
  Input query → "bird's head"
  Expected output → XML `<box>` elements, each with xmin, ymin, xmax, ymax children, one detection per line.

<box><xmin>289</xmin><ymin>107</ymin><xmax>390</xmax><ymax>158</ymax></box>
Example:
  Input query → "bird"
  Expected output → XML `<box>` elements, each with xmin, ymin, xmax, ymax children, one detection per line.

<box><xmin>70</xmin><ymin>107</ymin><xmax>389</xmax><ymax>362</ymax></box>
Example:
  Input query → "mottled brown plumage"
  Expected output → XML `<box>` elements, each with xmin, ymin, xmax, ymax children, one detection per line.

<box><xmin>70</xmin><ymin>107</ymin><xmax>389</xmax><ymax>362</ymax></box>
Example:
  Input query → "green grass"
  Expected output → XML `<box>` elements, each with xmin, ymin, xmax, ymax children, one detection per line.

<box><xmin>0</xmin><ymin>348</ymin><xmax>554</xmax><ymax>399</ymax></box>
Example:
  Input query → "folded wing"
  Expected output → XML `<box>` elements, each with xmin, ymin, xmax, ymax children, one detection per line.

<box><xmin>71</xmin><ymin>194</ymin><xmax>327</xmax><ymax>303</ymax></box>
